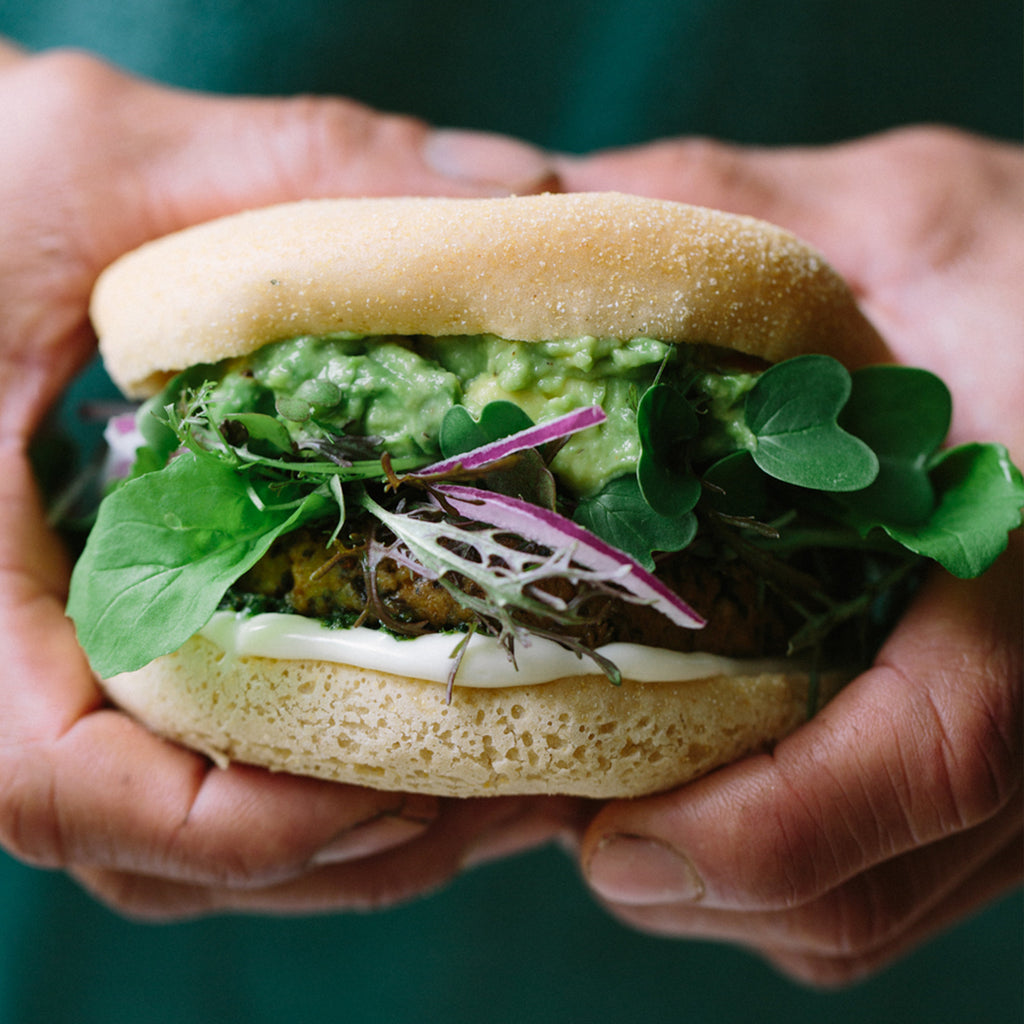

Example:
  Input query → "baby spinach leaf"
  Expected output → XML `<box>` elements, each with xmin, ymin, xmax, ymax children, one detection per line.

<box><xmin>880</xmin><ymin>443</ymin><xmax>1024</xmax><ymax>578</ymax></box>
<box><xmin>573</xmin><ymin>474</ymin><xmax>697</xmax><ymax>569</ymax></box>
<box><xmin>67</xmin><ymin>451</ymin><xmax>329</xmax><ymax>678</ymax></box>
<box><xmin>838</xmin><ymin>366</ymin><xmax>951</xmax><ymax>524</ymax></box>
<box><xmin>439</xmin><ymin>401</ymin><xmax>533</xmax><ymax>458</ymax></box>
<box><xmin>745</xmin><ymin>355</ymin><xmax>878</xmax><ymax>492</ymax></box>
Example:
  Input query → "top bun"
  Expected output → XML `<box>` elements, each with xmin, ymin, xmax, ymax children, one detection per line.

<box><xmin>91</xmin><ymin>192</ymin><xmax>887</xmax><ymax>397</ymax></box>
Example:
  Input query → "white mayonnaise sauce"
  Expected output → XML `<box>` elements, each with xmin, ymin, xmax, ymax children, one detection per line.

<box><xmin>200</xmin><ymin>611</ymin><xmax>789</xmax><ymax>687</ymax></box>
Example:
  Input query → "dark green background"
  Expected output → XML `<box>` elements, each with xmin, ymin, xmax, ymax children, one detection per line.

<box><xmin>1</xmin><ymin>2</ymin><xmax>1021</xmax><ymax>1021</ymax></box>
<box><xmin>1</xmin><ymin>0</ymin><xmax>1021</xmax><ymax>148</ymax></box>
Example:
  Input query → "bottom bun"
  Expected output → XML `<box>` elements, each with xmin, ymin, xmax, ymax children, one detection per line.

<box><xmin>102</xmin><ymin>635</ymin><xmax>838</xmax><ymax>798</ymax></box>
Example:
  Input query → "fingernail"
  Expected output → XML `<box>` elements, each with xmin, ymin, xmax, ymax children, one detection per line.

<box><xmin>424</xmin><ymin>128</ymin><xmax>559</xmax><ymax>194</ymax></box>
<box><xmin>585</xmin><ymin>834</ymin><xmax>705</xmax><ymax>905</ymax></box>
<box><xmin>312</xmin><ymin>794</ymin><xmax>437</xmax><ymax>866</ymax></box>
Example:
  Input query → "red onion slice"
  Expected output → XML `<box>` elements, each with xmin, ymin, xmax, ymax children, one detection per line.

<box><xmin>414</xmin><ymin>405</ymin><xmax>607</xmax><ymax>478</ymax></box>
<box><xmin>434</xmin><ymin>483</ymin><xmax>706</xmax><ymax>630</ymax></box>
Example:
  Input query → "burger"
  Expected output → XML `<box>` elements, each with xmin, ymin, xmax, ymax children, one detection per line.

<box><xmin>65</xmin><ymin>192</ymin><xmax>1024</xmax><ymax>798</ymax></box>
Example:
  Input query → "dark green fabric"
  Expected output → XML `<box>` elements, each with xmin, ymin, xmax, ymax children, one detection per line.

<box><xmin>2</xmin><ymin>0</ymin><xmax>1021</xmax><ymax>148</ymax></box>
<box><xmin>1</xmin><ymin>3</ymin><xmax>1021</xmax><ymax>1022</ymax></box>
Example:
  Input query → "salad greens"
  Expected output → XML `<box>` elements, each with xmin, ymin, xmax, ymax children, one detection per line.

<box><xmin>66</xmin><ymin>334</ymin><xmax>1024</xmax><ymax>683</ymax></box>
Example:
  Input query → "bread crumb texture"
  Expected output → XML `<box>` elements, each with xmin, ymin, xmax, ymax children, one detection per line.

<box><xmin>102</xmin><ymin>636</ymin><xmax>821</xmax><ymax>797</ymax></box>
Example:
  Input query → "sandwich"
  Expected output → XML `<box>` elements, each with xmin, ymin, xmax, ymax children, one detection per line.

<box><xmin>65</xmin><ymin>192</ymin><xmax>1024</xmax><ymax>797</ymax></box>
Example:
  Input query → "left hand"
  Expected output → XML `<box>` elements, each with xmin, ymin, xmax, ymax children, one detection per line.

<box><xmin>555</xmin><ymin>127</ymin><xmax>1024</xmax><ymax>985</ymax></box>
<box><xmin>0</xmin><ymin>41</ymin><xmax>573</xmax><ymax>920</ymax></box>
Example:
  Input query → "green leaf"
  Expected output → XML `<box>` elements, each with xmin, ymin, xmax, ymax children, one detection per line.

<box><xmin>745</xmin><ymin>354</ymin><xmax>878</xmax><ymax>491</ymax></box>
<box><xmin>637</xmin><ymin>383</ymin><xmax>699</xmax><ymax>461</ymax></box>
<box><xmin>637</xmin><ymin>452</ymin><xmax>701</xmax><ymax>517</ymax></box>
<box><xmin>881</xmin><ymin>443</ymin><xmax>1024</xmax><ymax>578</ymax></box>
<box><xmin>439</xmin><ymin>401</ymin><xmax>533</xmax><ymax>458</ymax></box>
<box><xmin>66</xmin><ymin>452</ymin><xmax>329</xmax><ymax>677</ymax></box>
<box><xmin>275</xmin><ymin>395</ymin><xmax>312</xmax><ymax>422</ymax></box>
<box><xmin>223</xmin><ymin>412</ymin><xmax>295</xmax><ymax>454</ymax></box>
<box><xmin>573</xmin><ymin>475</ymin><xmax>697</xmax><ymax>569</ymax></box>
<box><xmin>636</xmin><ymin>383</ymin><xmax>701</xmax><ymax>515</ymax></box>
<box><xmin>701</xmin><ymin>451</ymin><xmax>768</xmax><ymax>517</ymax></box>
<box><xmin>839</xmin><ymin>365</ymin><xmax>951</xmax><ymax>524</ymax></box>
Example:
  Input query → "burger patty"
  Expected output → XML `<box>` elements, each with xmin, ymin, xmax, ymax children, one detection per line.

<box><xmin>236</xmin><ymin>524</ymin><xmax>794</xmax><ymax>659</ymax></box>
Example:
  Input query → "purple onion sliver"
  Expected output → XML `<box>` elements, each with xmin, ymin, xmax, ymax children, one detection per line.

<box><xmin>434</xmin><ymin>483</ymin><xmax>706</xmax><ymax>630</ymax></box>
<box><xmin>415</xmin><ymin>405</ymin><xmax>607</xmax><ymax>478</ymax></box>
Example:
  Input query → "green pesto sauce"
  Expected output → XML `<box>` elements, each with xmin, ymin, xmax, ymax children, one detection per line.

<box><xmin>206</xmin><ymin>333</ymin><xmax>676</xmax><ymax>495</ymax></box>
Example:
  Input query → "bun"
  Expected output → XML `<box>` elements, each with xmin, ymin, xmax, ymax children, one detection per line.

<box><xmin>102</xmin><ymin>636</ymin><xmax>833</xmax><ymax>798</ymax></box>
<box><xmin>91</xmin><ymin>192</ymin><xmax>887</xmax><ymax>397</ymax></box>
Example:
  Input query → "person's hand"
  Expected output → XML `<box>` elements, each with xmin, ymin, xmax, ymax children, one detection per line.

<box><xmin>556</xmin><ymin>127</ymin><xmax>1023</xmax><ymax>985</ymax></box>
<box><xmin>0</xmin><ymin>41</ymin><xmax>574</xmax><ymax>919</ymax></box>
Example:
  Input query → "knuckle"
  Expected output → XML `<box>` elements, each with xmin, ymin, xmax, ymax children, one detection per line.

<box><xmin>157</xmin><ymin>821</ymin><xmax>301</xmax><ymax>892</ymax></box>
<box><xmin>7</xmin><ymin>48</ymin><xmax>123</xmax><ymax>140</ymax></box>
<box><xmin>647</xmin><ymin>137</ymin><xmax>765</xmax><ymax>204</ymax></box>
<box><xmin>800</xmin><ymin>879</ymin><xmax>907</xmax><ymax>961</ymax></box>
<box><xmin>923</xmin><ymin>682</ymin><xmax>1022</xmax><ymax>831</ymax></box>
<box><xmin>264</xmin><ymin>94</ymin><xmax>427</xmax><ymax>196</ymax></box>
<box><xmin>719</xmin><ymin>767</ymin><xmax>851</xmax><ymax>910</ymax></box>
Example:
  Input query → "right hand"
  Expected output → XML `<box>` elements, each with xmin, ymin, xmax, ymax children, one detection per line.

<box><xmin>0</xmin><ymin>41</ymin><xmax>576</xmax><ymax>919</ymax></box>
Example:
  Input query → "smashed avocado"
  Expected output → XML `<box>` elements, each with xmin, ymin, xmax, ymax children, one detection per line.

<box><xmin>203</xmin><ymin>333</ymin><xmax>676</xmax><ymax>495</ymax></box>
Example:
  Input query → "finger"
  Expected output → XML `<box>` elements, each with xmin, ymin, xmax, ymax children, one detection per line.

<box><xmin>555</xmin><ymin>127</ymin><xmax>1021</xmax><ymax>287</ymax></box>
<box><xmin>4</xmin><ymin>700</ymin><xmax>440</xmax><ymax>882</ymax></box>
<box><xmin>70</xmin><ymin>796</ymin><xmax>548</xmax><ymax>920</ymax></box>
<box><xmin>10</xmin><ymin>51</ymin><xmax>557</xmax><ymax>254</ymax></box>
<box><xmin>581</xmin><ymin>783</ymin><xmax>1020</xmax><ymax>958</ymax></box>
<box><xmin>0</xmin><ymin>446</ymin><xmax>439</xmax><ymax>883</ymax></box>
<box><xmin>0</xmin><ymin>39</ymin><xmax>25</xmax><ymax>67</ymax></box>
<box><xmin>580</xmin><ymin>540</ymin><xmax>1021</xmax><ymax>914</ymax></box>
<box><xmin>760</xmin><ymin>832</ymin><xmax>1024</xmax><ymax>987</ymax></box>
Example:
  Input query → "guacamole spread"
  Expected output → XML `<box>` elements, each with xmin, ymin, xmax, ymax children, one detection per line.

<box><xmin>204</xmin><ymin>333</ymin><xmax>678</xmax><ymax>495</ymax></box>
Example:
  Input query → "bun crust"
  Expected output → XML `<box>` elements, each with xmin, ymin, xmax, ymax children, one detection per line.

<box><xmin>91</xmin><ymin>192</ymin><xmax>887</xmax><ymax>397</ymax></box>
<box><xmin>101</xmin><ymin>637</ymin><xmax>832</xmax><ymax>798</ymax></box>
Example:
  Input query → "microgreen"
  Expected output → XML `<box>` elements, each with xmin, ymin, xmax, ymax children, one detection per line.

<box><xmin>438</xmin><ymin>400</ymin><xmax>534</xmax><ymax>458</ymax></box>
<box><xmin>838</xmin><ymin>365</ymin><xmax>951</xmax><ymax>524</ymax></box>
<box><xmin>573</xmin><ymin>474</ymin><xmax>698</xmax><ymax>570</ymax></box>
<box><xmin>876</xmin><ymin>443</ymin><xmax>1024</xmax><ymax>578</ymax></box>
<box><xmin>700</xmin><ymin>451</ymin><xmax>769</xmax><ymax>519</ymax></box>
<box><xmin>65</xmin><ymin>333</ymin><xmax>1024</xmax><ymax>687</ymax></box>
<box><xmin>433</xmin><ymin>483</ymin><xmax>705</xmax><ymax>630</ymax></box>
<box><xmin>359</xmin><ymin>490</ymin><xmax>685</xmax><ymax>684</ymax></box>
<box><xmin>744</xmin><ymin>355</ymin><xmax>879</xmax><ymax>491</ymax></box>
<box><xmin>636</xmin><ymin>383</ymin><xmax>702</xmax><ymax>516</ymax></box>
